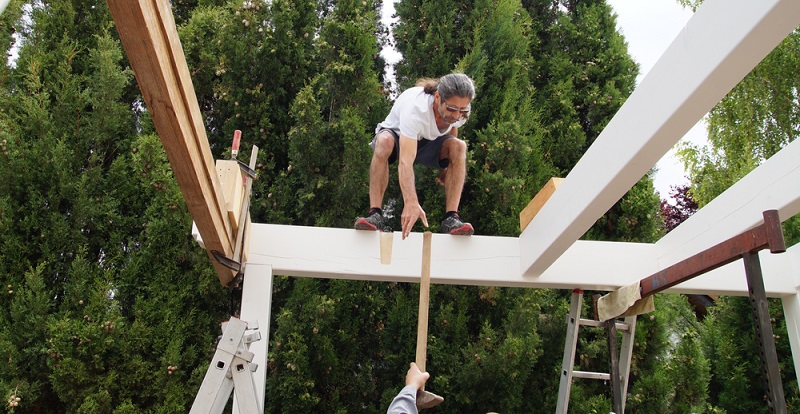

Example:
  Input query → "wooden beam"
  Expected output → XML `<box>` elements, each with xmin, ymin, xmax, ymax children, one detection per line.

<box><xmin>519</xmin><ymin>0</ymin><xmax>800</xmax><ymax>277</ymax></box>
<box><xmin>107</xmin><ymin>0</ymin><xmax>236</xmax><ymax>284</ymax></box>
<box><xmin>520</xmin><ymin>177</ymin><xmax>563</xmax><ymax>232</ymax></box>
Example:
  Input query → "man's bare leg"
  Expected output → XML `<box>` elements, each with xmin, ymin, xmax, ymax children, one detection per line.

<box><xmin>438</xmin><ymin>137</ymin><xmax>473</xmax><ymax>235</ymax></box>
<box><xmin>439</xmin><ymin>138</ymin><xmax>467</xmax><ymax>212</ymax></box>
<box><xmin>355</xmin><ymin>131</ymin><xmax>395</xmax><ymax>231</ymax></box>
<box><xmin>369</xmin><ymin>131</ymin><xmax>395</xmax><ymax>209</ymax></box>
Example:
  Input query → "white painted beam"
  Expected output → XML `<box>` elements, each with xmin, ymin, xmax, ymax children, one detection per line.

<box><xmin>0</xmin><ymin>0</ymin><xmax>11</xmax><ymax>16</ymax></box>
<box><xmin>782</xmin><ymin>290</ymin><xmax>800</xmax><ymax>390</ymax></box>
<box><xmin>246</xmin><ymin>224</ymin><xmax>796</xmax><ymax>296</ymax></box>
<box><xmin>656</xmin><ymin>137</ymin><xmax>800</xmax><ymax>268</ymax></box>
<box><xmin>782</xmin><ymin>249</ymin><xmax>800</xmax><ymax>387</ymax></box>
<box><xmin>519</xmin><ymin>0</ymin><xmax>800</xmax><ymax>277</ymax></box>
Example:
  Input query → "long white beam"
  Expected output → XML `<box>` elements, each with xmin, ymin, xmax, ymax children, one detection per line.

<box><xmin>656</xmin><ymin>137</ymin><xmax>800</xmax><ymax>267</ymax></box>
<box><xmin>519</xmin><ymin>0</ymin><xmax>800</xmax><ymax>277</ymax></box>
<box><xmin>245</xmin><ymin>224</ymin><xmax>797</xmax><ymax>296</ymax></box>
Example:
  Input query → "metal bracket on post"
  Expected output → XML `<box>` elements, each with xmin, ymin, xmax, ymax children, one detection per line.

<box><xmin>190</xmin><ymin>317</ymin><xmax>262</xmax><ymax>414</ymax></box>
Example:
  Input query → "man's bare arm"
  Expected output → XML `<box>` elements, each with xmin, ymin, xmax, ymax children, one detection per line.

<box><xmin>398</xmin><ymin>135</ymin><xmax>428</xmax><ymax>239</ymax></box>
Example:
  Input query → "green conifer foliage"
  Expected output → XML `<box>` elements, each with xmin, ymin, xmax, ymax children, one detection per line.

<box><xmin>179</xmin><ymin>0</ymin><xmax>321</xmax><ymax>224</ymax></box>
<box><xmin>1</xmin><ymin>2</ymin><xmax>229</xmax><ymax>411</ymax></box>
<box><xmin>393</xmin><ymin>0</ymin><xmax>472</xmax><ymax>89</ymax></box>
<box><xmin>527</xmin><ymin>0</ymin><xmax>637</xmax><ymax>174</ymax></box>
<box><xmin>284</xmin><ymin>0</ymin><xmax>388</xmax><ymax>227</ymax></box>
<box><xmin>700</xmin><ymin>296</ymin><xmax>799</xmax><ymax>413</ymax></box>
<box><xmin>455</xmin><ymin>0</ymin><xmax>553</xmax><ymax>236</ymax></box>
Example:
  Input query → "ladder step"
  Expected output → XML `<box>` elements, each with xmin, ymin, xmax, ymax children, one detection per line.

<box><xmin>578</xmin><ymin>318</ymin><xmax>631</xmax><ymax>331</ymax></box>
<box><xmin>572</xmin><ymin>370</ymin><xmax>611</xmax><ymax>381</ymax></box>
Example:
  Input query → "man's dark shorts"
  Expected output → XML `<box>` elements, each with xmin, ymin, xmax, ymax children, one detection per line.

<box><xmin>370</xmin><ymin>129</ymin><xmax>452</xmax><ymax>169</ymax></box>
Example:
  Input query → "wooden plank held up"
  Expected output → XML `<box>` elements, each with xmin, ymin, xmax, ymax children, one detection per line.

<box><xmin>520</xmin><ymin>178</ymin><xmax>564</xmax><ymax>232</ymax></box>
<box><xmin>416</xmin><ymin>232</ymin><xmax>444</xmax><ymax>409</ymax></box>
<box><xmin>107</xmin><ymin>0</ymin><xmax>236</xmax><ymax>284</ymax></box>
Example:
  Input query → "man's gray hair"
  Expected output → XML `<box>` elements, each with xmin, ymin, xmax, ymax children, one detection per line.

<box><xmin>437</xmin><ymin>73</ymin><xmax>476</xmax><ymax>101</ymax></box>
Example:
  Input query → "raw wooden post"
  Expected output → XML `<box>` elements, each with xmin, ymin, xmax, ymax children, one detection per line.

<box><xmin>416</xmin><ymin>232</ymin><xmax>432</xmax><ymax>372</ymax></box>
<box><xmin>415</xmin><ymin>232</ymin><xmax>443</xmax><ymax>409</ymax></box>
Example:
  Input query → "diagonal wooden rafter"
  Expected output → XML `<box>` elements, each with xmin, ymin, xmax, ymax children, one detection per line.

<box><xmin>107</xmin><ymin>0</ymin><xmax>237</xmax><ymax>285</ymax></box>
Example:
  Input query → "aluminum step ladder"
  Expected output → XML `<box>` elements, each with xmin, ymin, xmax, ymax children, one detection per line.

<box><xmin>556</xmin><ymin>289</ymin><xmax>637</xmax><ymax>414</ymax></box>
<box><xmin>190</xmin><ymin>317</ymin><xmax>262</xmax><ymax>414</ymax></box>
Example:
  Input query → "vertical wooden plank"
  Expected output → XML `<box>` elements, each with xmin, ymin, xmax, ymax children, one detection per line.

<box><xmin>416</xmin><ymin>232</ymin><xmax>433</xmax><ymax>373</ymax></box>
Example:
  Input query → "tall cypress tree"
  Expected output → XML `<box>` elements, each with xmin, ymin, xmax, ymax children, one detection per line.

<box><xmin>283</xmin><ymin>0</ymin><xmax>388</xmax><ymax>227</ymax></box>
<box><xmin>179</xmin><ymin>0</ymin><xmax>321</xmax><ymax>225</ymax></box>
<box><xmin>0</xmin><ymin>1</ymin><xmax>229</xmax><ymax>411</ymax></box>
<box><xmin>392</xmin><ymin>0</ymin><xmax>472</xmax><ymax>89</ymax></box>
<box><xmin>456</xmin><ymin>0</ymin><xmax>553</xmax><ymax>236</ymax></box>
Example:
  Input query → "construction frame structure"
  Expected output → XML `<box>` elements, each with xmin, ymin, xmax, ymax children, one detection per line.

<box><xmin>105</xmin><ymin>0</ymin><xmax>800</xmax><ymax>411</ymax></box>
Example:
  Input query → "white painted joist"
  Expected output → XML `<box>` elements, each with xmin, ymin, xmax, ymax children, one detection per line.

<box><xmin>245</xmin><ymin>224</ymin><xmax>797</xmax><ymax>296</ymax></box>
<box><xmin>0</xmin><ymin>0</ymin><xmax>11</xmax><ymax>16</ymax></box>
<box><xmin>519</xmin><ymin>0</ymin><xmax>800</xmax><ymax>277</ymax></box>
<box><xmin>655</xmin><ymin>137</ymin><xmax>800</xmax><ymax>268</ymax></box>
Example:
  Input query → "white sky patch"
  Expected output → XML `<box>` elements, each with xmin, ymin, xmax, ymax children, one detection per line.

<box><xmin>380</xmin><ymin>0</ymin><xmax>401</xmax><ymax>96</ymax></box>
<box><xmin>608</xmin><ymin>0</ymin><xmax>705</xmax><ymax>199</ymax></box>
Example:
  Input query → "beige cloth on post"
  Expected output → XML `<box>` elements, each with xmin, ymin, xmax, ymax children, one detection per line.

<box><xmin>597</xmin><ymin>280</ymin><xmax>655</xmax><ymax>322</ymax></box>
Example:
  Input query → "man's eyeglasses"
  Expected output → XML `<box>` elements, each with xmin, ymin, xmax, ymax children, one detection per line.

<box><xmin>442</xmin><ymin>99</ymin><xmax>471</xmax><ymax>117</ymax></box>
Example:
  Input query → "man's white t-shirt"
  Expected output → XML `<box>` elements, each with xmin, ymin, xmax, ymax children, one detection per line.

<box><xmin>376</xmin><ymin>87</ymin><xmax>467</xmax><ymax>141</ymax></box>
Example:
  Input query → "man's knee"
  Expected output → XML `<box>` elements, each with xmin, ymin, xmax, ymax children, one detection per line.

<box><xmin>443</xmin><ymin>138</ymin><xmax>467</xmax><ymax>160</ymax></box>
<box><xmin>373</xmin><ymin>131</ymin><xmax>396</xmax><ymax>157</ymax></box>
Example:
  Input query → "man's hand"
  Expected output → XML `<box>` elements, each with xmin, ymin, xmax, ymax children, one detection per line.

<box><xmin>405</xmin><ymin>362</ymin><xmax>430</xmax><ymax>391</ymax></box>
<box><xmin>436</xmin><ymin>168</ymin><xmax>447</xmax><ymax>186</ymax></box>
<box><xmin>401</xmin><ymin>202</ymin><xmax>429</xmax><ymax>240</ymax></box>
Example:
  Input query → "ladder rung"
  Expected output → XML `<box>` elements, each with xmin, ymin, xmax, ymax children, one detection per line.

<box><xmin>578</xmin><ymin>318</ymin><xmax>631</xmax><ymax>331</ymax></box>
<box><xmin>572</xmin><ymin>370</ymin><xmax>611</xmax><ymax>381</ymax></box>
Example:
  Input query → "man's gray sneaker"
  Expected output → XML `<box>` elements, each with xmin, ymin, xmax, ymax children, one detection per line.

<box><xmin>354</xmin><ymin>210</ymin><xmax>384</xmax><ymax>231</ymax></box>
<box><xmin>441</xmin><ymin>213</ymin><xmax>474</xmax><ymax>235</ymax></box>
